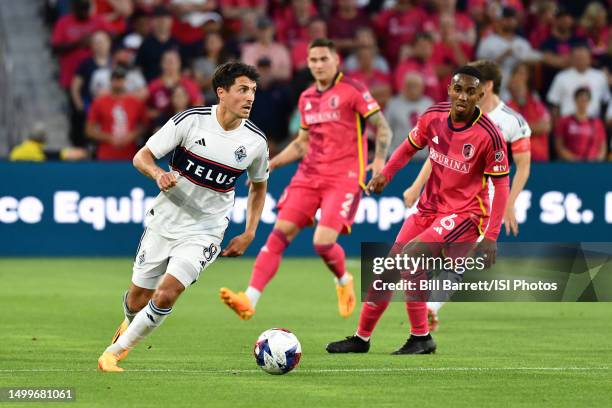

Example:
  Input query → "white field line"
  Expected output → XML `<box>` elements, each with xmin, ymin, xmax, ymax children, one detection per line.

<box><xmin>0</xmin><ymin>367</ymin><xmax>609</xmax><ymax>374</ymax></box>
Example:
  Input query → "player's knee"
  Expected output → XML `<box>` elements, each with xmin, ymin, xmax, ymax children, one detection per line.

<box><xmin>313</xmin><ymin>227</ymin><xmax>338</xmax><ymax>247</ymax></box>
<box><xmin>152</xmin><ymin>287</ymin><xmax>183</xmax><ymax>309</ymax></box>
<box><xmin>275</xmin><ymin>220</ymin><xmax>300</xmax><ymax>241</ymax></box>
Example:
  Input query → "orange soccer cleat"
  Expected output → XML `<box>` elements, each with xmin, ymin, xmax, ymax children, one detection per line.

<box><xmin>110</xmin><ymin>319</ymin><xmax>130</xmax><ymax>361</ymax></box>
<box><xmin>97</xmin><ymin>352</ymin><xmax>124</xmax><ymax>372</ymax></box>
<box><xmin>219</xmin><ymin>288</ymin><xmax>255</xmax><ymax>320</ymax></box>
<box><xmin>336</xmin><ymin>273</ymin><xmax>356</xmax><ymax>318</ymax></box>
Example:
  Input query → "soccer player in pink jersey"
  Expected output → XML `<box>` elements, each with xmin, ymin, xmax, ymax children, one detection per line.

<box><xmin>220</xmin><ymin>38</ymin><xmax>393</xmax><ymax>320</ymax></box>
<box><xmin>326</xmin><ymin>65</ymin><xmax>510</xmax><ymax>354</ymax></box>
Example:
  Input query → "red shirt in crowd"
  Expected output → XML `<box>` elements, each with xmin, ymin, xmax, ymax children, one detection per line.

<box><xmin>273</xmin><ymin>3</ymin><xmax>318</xmax><ymax>46</ymax></box>
<box><xmin>87</xmin><ymin>94</ymin><xmax>147</xmax><ymax>160</ymax></box>
<box><xmin>506</xmin><ymin>94</ymin><xmax>551</xmax><ymax>161</ymax></box>
<box><xmin>555</xmin><ymin>115</ymin><xmax>606</xmax><ymax>161</ymax></box>
<box><xmin>373</xmin><ymin>5</ymin><xmax>426</xmax><ymax>64</ymax></box>
<box><xmin>394</xmin><ymin>58</ymin><xmax>442</xmax><ymax>101</ymax></box>
<box><xmin>51</xmin><ymin>14</ymin><xmax>112</xmax><ymax>88</ymax></box>
<box><xmin>93</xmin><ymin>0</ymin><xmax>128</xmax><ymax>34</ymax></box>
<box><xmin>148</xmin><ymin>77</ymin><xmax>203</xmax><ymax>115</ymax></box>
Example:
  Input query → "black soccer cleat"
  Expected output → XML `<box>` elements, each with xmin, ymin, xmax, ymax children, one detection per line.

<box><xmin>391</xmin><ymin>334</ymin><xmax>437</xmax><ymax>355</ymax></box>
<box><xmin>326</xmin><ymin>335</ymin><xmax>370</xmax><ymax>353</ymax></box>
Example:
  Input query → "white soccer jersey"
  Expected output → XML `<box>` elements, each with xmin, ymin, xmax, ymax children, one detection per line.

<box><xmin>144</xmin><ymin>105</ymin><xmax>269</xmax><ymax>239</ymax></box>
<box><xmin>487</xmin><ymin>101</ymin><xmax>531</xmax><ymax>145</ymax></box>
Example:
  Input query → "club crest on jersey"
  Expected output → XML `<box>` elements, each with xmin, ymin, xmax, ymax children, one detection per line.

<box><xmin>462</xmin><ymin>143</ymin><xmax>475</xmax><ymax>159</ymax></box>
<box><xmin>495</xmin><ymin>151</ymin><xmax>505</xmax><ymax>162</ymax></box>
<box><xmin>234</xmin><ymin>146</ymin><xmax>247</xmax><ymax>163</ymax></box>
<box><xmin>329</xmin><ymin>95</ymin><xmax>340</xmax><ymax>108</ymax></box>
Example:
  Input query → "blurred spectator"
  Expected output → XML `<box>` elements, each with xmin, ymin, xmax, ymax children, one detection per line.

<box><xmin>10</xmin><ymin>123</ymin><xmax>88</xmax><ymax>161</ymax></box>
<box><xmin>234</xmin><ymin>9</ymin><xmax>259</xmax><ymax>45</ymax></box>
<box><xmin>343</xmin><ymin>27</ymin><xmax>390</xmax><ymax>74</ymax></box>
<box><xmin>93</xmin><ymin>0</ymin><xmax>133</xmax><ymax>34</ymax></box>
<box><xmin>241</xmin><ymin>17</ymin><xmax>292</xmax><ymax>81</ymax></box>
<box><xmin>527</xmin><ymin>0</ymin><xmax>557</xmax><ymax>49</ymax></box>
<box><xmin>90</xmin><ymin>49</ymin><xmax>149</xmax><ymax>100</ymax></box>
<box><xmin>394</xmin><ymin>33</ymin><xmax>442</xmax><ymax>102</ymax></box>
<box><xmin>555</xmin><ymin>87</ymin><xmax>607</xmax><ymax>161</ymax></box>
<box><xmin>152</xmin><ymin>84</ymin><xmax>195</xmax><ymax>131</ymax></box>
<box><xmin>577</xmin><ymin>2</ymin><xmax>609</xmax><ymax>59</ymax></box>
<box><xmin>347</xmin><ymin>46</ymin><xmax>392</xmax><ymax>88</ymax></box>
<box><xmin>476</xmin><ymin>6</ymin><xmax>541</xmax><ymax>95</ymax></box>
<box><xmin>274</xmin><ymin>0</ymin><xmax>318</xmax><ymax>47</ymax></box>
<box><xmin>506</xmin><ymin>63</ymin><xmax>552</xmax><ymax>162</ymax></box>
<box><xmin>540</xmin><ymin>8</ymin><xmax>585</xmax><ymax>94</ymax></box>
<box><xmin>220</xmin><ymin>0</ymin><xmax>267</xmax><ymax>35</ymax></box>
<box><xmin>121</xmin><ymin>9</ymin><xmax>152</xmax><ymax>51</ymax></box>
<box><xmin>385</xmin><ymin>72</ymin><xmax>433</xmax><ymax>156</ymax></box>
<box><xmin>148</xmin><ymin>50</ymin><xmax>203</xmax><ymax>123</ymax></box>
<box><xmin>133</xmin><ymin>0</ymin><xmax>165</xmax><ymax>13</ymax></box>
<box><xmin>327</xmin><ymin>0</ymin><xmax>371</xmax><ymax>54</ymax></box>
<box><xmin>430</xmin><ymin>12</ymin><xmax>472</xmax><ymax>89</ymax></box>
<box><xmin>51</xmin><ymin>0</ymin><xmax>113</xmax><ymax>89</ymax></box>
<box><xmin>69</xmin><ymin>30</ymin><xmax>112</xmax><ymax>147</ymax></box>
<box><xmin>424</xmin><ymin>0</ymin><xmax>476</xmax><ymax>48</ymax></box>
<box><xmin>86</xmin><ymin>65</ymin><xmax>148</xmax><ymax>160</ymax></box>
<box><xmin>169</xmin><ymin>0</ymin><xmax>222</xmax><ymax>58</ymax></box>
<box><xmin>193</xmin><ymin>32</ymin><xmax>233</xmax><ymax>103</ymax></box>
<box><xmin>249</xmin><ymin>58</ymin><xmax>293</xmax><ymax>155</ymax></box>
<box><xmin>291</xmin><ymin>17</ymin><xmax>327</xmax><ymax>72</ymax></box>
<box><xmin>373</xmin><ymin>0</ymin><xmax>426</xmax><ymax>65</ymax></box>
<box><xmin>135</xmin><ymin>6</ymin><xmax>180</xmax><ymax>82</ymax></box>
<box><xmin>547</xmin><ymin>44</ymin><xmax>610</xmax><ymax>118</ymax></box>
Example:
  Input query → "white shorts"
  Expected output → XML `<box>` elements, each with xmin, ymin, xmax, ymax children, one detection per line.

<box><xmin>132</xmin><ymin>228</ymin><xmax>222</xmax><ymax>290</ymax></box>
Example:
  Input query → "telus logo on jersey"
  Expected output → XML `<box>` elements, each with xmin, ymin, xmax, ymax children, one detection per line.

<box><xmin>429</xmin><ymin>149</ymin><xmax>470</xmax><ymax>173</ymax></box>
<box><xmin>170</xmin><ymin>147</ymin><xmax>245</xmax><ymax>192</ymax></box>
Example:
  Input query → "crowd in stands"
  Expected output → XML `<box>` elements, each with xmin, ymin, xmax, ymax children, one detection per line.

<box><xmin>23</xmin><ymin>0</ymin><xmax>612</xmax><ymax>162</ymax></box>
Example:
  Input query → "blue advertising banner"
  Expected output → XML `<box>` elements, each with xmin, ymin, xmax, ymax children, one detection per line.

<box><xmin>1</xmin><ymin>162</ymin><xmax>611</xmax><ymax>256</ymax></box>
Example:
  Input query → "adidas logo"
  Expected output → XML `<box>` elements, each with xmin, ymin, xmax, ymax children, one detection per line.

<box><xmin>433</xmin><ymin>226</ymin><xmax>443</xmax><ymax>235</ymax></box>
<box><xmin>195</xmin><ymin>138</ymin><xmax>206</xmax><ymax>146</ymax></box>
<box><xmin>432</xmin><ymin>136</ymin><xmax>439</xmax><ymax>144</ymax></box>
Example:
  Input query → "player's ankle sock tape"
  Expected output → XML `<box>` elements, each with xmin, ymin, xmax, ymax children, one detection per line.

<box><xmin>123</xmin><ymin>291</ymin><xmax>137</xmax><ymax>323</ymax></box>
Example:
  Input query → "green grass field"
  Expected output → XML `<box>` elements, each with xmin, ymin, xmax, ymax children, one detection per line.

<box><xmin>1</xmin><ymin>257</ymin><xmax>611</xmax><ymax>407</ymax></box>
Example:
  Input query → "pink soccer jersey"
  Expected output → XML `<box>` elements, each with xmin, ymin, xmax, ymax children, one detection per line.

<box><xmin>296</xmin><ymin>73</ymin><xmax>381</xmax><ymax>188</ymax></box>
<box><xmin>408</xmin><ymin>102</ymin><xmax>510</xmax><ymax>230</ymax></box>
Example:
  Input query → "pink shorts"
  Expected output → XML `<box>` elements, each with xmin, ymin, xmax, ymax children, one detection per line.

<box><xmin>395</xmin><ymin>211</ymin><xmax>483</xmax><ymax>247</ymax></box>
<box><xmin>276</xmin><ymin>180</ymin><xmax>362</xmax><ymax>234</ymax></box>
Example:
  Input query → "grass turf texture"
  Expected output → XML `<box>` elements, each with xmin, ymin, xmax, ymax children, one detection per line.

<box><xmin>1</xmin><ymin>257</ymin><xmax>611</xmax><ymax>407</ymax></box>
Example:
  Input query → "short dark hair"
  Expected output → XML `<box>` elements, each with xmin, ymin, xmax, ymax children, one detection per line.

<box><xmin>574</xmin><ymin>86</ymin><xmax>591</xmax><ymax>99</ymax></box>
<box><xmin>453</xmin><ymin>65</ymin><xmax>483</xmax><ymax>83</ymax></box>
<box><xmin>212</xmin><ymin>61</ymin><xmax>260</xmax><ymax>98</ymax></box>
<box><xmin>308</xmin><ymin>38</ymin><xmax>336</xmax><ymax>52</ymax></box>
<box><xmin>469</xmin><ymin>60</ymin><xmax>502</xmax><ymax>95</ymax></box>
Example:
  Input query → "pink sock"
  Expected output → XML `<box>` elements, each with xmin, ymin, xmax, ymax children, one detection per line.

<box><xmin>406</xmin><ymin>301</ymin><xmax>429</xmax><ymax>335</ymax></box>
<box><xmin>248</xmin><ymin>229</ymin><xmax>289</xmax><ymax>291</ymax></box>
<box><xmin>314</xmin><ymin>243</ymin><xmax>346</xmax><ymax>279</ymax></box>
<box><xmin>356</xmin><ymin>300</ymin><xmax>390</xmax><ymax>338</ymax></box>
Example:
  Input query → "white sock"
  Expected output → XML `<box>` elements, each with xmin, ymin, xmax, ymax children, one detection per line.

<box><xmin>245</xmin><ymin>287</ymin><xmax>261</xmax><ymax>308</ymax></box>
<box><xmin>105</xmin><ymin>300</ymin><xmax>171</xmax><ymax>356</ymax></box>
<box><xmin>123</xmin><ymin>291</ymin><xmax>137</xmax><ymax>323</ymax></box>
<box><xmin>335</xmin><ymin>273</ymin><xmax>351</xmax><ymax>287</ymax></box>
<box><xmin>355</xmin><ymin>332</ymin><xmax>370</xmax><ymax>342</ymax></box>
<box><xmin>427</xmin><ymin>301</ymin><xmax>444</xmax><ymax>313</ymax></box>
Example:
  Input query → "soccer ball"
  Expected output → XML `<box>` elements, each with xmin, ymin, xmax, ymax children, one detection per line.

<box><xmin>254</xmin><ymin>328</ymin><xmax>302</xmax><ymax>375</ymax></box>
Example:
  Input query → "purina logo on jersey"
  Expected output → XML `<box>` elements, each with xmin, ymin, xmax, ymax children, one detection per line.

<box><xmin>328</xmin><ymin>95</ymin><xmax>340</xmax><ymax>108</ymax></box>
<box><xmin>429</xmin><ymin>149</ymin><xmax>470</xmax><ymax>173</ymax></box>
<box><xmin>234</xmin><ymin>146</ymin><xmax>247</xmax><ymax>163</ymax></box>
<box><xmin>170</xmin><ymin>147</ymin><xmax>245</xmax><ymax>193</ymax></box>
<box><xmin>462</xmin><ymin>143</ymin><xmax>475</xmax><ymax>159</ymax></box>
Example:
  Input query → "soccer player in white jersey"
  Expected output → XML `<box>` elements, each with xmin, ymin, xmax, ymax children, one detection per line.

<box><xmin>98</xmin><ymin>62</ymin><xmax>269</xmax><ymax>372</ymax></box>
<box><xmin>402</xmin><ymin>60</ymin><xmax>531</xmax><ymax>330</ymax></box>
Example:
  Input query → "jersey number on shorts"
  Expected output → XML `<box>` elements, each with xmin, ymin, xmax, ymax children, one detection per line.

<box><xmin>340</xmin><ymin>193</ymin><xmax>355</xmax><ymax>219</ymax></box>
<box><xmin>434</xmin><ymin>214</ymin><xmax>457</xmax><ymax>235</ymax></box>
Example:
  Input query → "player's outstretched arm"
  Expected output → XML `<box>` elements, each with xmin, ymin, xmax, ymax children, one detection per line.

<box><xmin>403</xmin><ymin>159</ymin><xmax>431</xmax><ymax>207</ymax></box>
<box><xmin>367</xmin><ymin>138</ymin><xmax>420</xmax><ymax>194</ymax></box>
<box><xmin>504</xmin><ymin>151</ymin><xmax>530</xmax><ymax>236</ymax></box>
<box><xmin>222</xmin><ymin>180</ymin><xmax>267</xmax><ymax>257</ymax></box>
<box><xmin>366</xmin><ymin>111</ymin><xmax>392</xmax><ymax>175</ymax></box>
<box><xmin>132</xmin><ymin>146</ymin><xmax>177</xmax><ymax>192</ymax></box>
<box><xmin>269</xmin><ymin>128</ymin><xmax>309</xmax><ymax>171</ymax></box>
